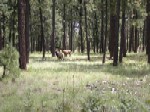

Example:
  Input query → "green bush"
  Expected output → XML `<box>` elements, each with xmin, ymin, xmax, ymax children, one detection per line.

<box><xmin>0</xmin><ymin>44</ymin><xmax>20</xmax><ymax>79</ymax></box>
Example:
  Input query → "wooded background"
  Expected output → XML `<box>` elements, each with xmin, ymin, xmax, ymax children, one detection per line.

<box><xmin>0</xmin><ymin>0</ymin><xmax>149</xmax><ymax>69</ymax></box>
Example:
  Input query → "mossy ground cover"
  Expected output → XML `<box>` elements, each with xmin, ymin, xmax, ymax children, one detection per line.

<box><xmin>0</xmin><ymin>53</ymin><xmax>150</xmax><ymax>112</ymax></box>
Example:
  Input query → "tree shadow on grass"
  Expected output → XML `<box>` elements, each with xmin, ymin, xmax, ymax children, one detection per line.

<box><xmin>29</xmin><ymin>55</ymin><xmax>150</xmax><ymax>78</ymax></box>
<box><xmin>30</xmin><ymin>55</ymin><xmax>109</xmax><ymax>63</ymax></box>
<box><xmin>101</xmin><ymin>62</ymin><xmax>150</xmax><ymax>78</ymax></box>
<box><xmin>50</xmin><ymin>61</ymin><xmax>150</xmax><ymax>78</ymax></box>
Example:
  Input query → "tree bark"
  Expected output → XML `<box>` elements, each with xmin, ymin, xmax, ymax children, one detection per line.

<box><xmin>100</xmin><ymin>0</ymin><xmax>104</xmax><ymax>53</ymax></box>
<box><xmin>134</xmin><ymin>27</ymin><xmax>138</xmax><ymax>53</ymax></box>
<box><xmin>102</xmin><ymin>0</ymin><xmax>108</xmax><ymax>63</ymax></box>
<box><xmin>0</xmin><ymin>18</ymin><xmax>2</xmax><ymax>50</ymax></box>
<box><xmin>38</xmin><ymin>0</ymin><xmax>45</xmax><ymax>59</ymax></box>
<box><xmin>51</xmin><ymin>0</ymin><xmax>56</xmax><ymax>57</ymax></box>
<box><xmin>143</xmin><ymin>20</ymin><xmax>146</xmax><ymax>51</ymax></box>
<box><xmin>2</xmin><ymin>13</ymin><xmax>5</xmax><ymax>48</ymax></box>
<box><xmin>84</xmin><ymin>2</ymin><xmax>90</xmax><ymax>61</ymax></box>
<box><xmin>63</xmin><ymin>4</ymin><xmax>67</xmax><ymax>50</ymax></box>
<box><xmin>109</xmin><ymin>15</ymin><xmax>116</xmax><ymax>59</ymax></box>
<box><xmin>18</xmin><ymin>0</ymin><xmax>27</xmax><ymax>69</ymax></box>
<box><xmin>119</xmin><ymin>0</ymin><xmax>126</xmax><ymax>62</ymax></box>
<box><xmin>109</xmin><ymin>1</ymin><xmax>116</xmax><ymax>59</ymax></box>
<box><xmin>126</xmin><ymin>19</ymin><xmax>129</xmax><ymax>52</ymax></box>
<box><xmin>129</xmin><ymin>25</ymin><xmax>134</xmax><ymax>52</ymax></box>
<box><xmin>69</xmin><ymin>9</ymin><xmax>73</xmax><ymax>51</ymax></box>
<box><xmin>92</xmin><ymin>15</ymin><xmax>96</xmax><ymax>53</ymax></box>
<box><xmin>25</xmin><ymin>0</ymin><xmax>30</xmax><ymax>63</ymax></box>
<box><xmin>134</xmin><ymin>10</ymin><xmax>138</xmax><ymax>53</ymax></box>
<box><xmin>146</xmin><ymin>0</ymin><xmax>150</xmax><ymax>63</ymax></box>
<box><xmin>9</xmin><ymin>15</ymin><xmax>12</xmax><ymax>43</ymax></box>
<box><xmin>12</xmin><ymin>8</ymin><xmax>16</xmax><ymax>47</ymax></box>
<box><xmin>79</xmin><ymin>0</ymin><xmax>84</xmax><ymax>53</ymax></box>
<box><xmin>93</xmin><ymin>12</ymin><xmax>99</xmax><ymax>53</ymax></box>
<box><xmin>113</xmin><ymin>0</ymin><xmax>120</xmax><ymax>66</ymax></box>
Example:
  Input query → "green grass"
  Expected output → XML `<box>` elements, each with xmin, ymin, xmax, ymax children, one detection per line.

<box><xmin>0</xmin><ymin>52</ymin><xmax>150</xmax><ymax>112</ymax></box>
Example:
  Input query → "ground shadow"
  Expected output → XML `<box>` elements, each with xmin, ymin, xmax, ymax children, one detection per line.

<box><xmin>29</xmin><ymin>54</ymin><xmax>150</xmax><ymax>78</ymax></box>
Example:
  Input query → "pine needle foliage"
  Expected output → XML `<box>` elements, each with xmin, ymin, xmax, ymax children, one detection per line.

<box><xmin>0</xmin><ymin>44</ymin><xmax>20</xmax><ymax>79</ymax></box>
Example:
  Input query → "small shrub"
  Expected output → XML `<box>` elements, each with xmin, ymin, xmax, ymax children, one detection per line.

<box><xmin>118</xmin><ymin>94</ymin><xmax>149</xmax><ymax>112</ymax></box>
<box><xmin>0</xmin><ymin>44</ymin><xmax>20</xmax><ymax>80</ymax></box>
<box><xmin>80</xmin><ymin>93</ymin><xmax>105</xmax><ymax>112</ymax></box>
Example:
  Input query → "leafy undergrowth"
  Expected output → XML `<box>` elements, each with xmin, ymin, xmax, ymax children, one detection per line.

<box><xmin>0</xmin><ymin>53</ymin><xmax>150</xmax><ymax>112</ymax></box>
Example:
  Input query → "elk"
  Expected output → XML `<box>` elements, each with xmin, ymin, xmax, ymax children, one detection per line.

<box><xmin>62</xmin><ymin>50</ymin><xmax>71</xmax><ymax>57</ymax></box>
<box><xmin>55</xmin><ymin>50</ymin><xmax>64</xmax><ymax>60</ymax></box>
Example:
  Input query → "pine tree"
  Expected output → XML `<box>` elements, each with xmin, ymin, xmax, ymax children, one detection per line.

<box><xmin>51</xmin><ymin>0</ymin><xmax>56</xmax><ymax>57</ymax></box>
<box><xmin>0</xmin><ymin>19</ymin><xmax>3</xmax><ymax>50</ymax></box>
<box><xmin>113</xmin><ymin>0</ymin><xmax>121</xmax><ymax>66</ymax></box>
<box><xmin>18</xmin><ymin>0</ymin><xmax>27</xmax><ymax>69</ymax></box>
<box><xmin>146</xmin><ymin>0</ymin><xmax>150</xmax><ymax>63</ymax></box>
<box><xmin>84</xmin><ymin>1</ymin><xmax>90</xmax><ymax>61</ymax></box>
<box><xmin>25</xmin><ymin>0</ymin><xmax>30</xmax><ymax>63</ymax></box>
<box><xmin>0</xmin><ymin>44</ymin><xmax>20</xmax><ymax>79</ymax></box>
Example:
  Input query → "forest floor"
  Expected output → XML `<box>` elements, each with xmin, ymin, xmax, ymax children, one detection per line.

<box><xmin>0</xmin><ymin>52</ymin><xmax>150</xmax><ymax>112</ymax></box>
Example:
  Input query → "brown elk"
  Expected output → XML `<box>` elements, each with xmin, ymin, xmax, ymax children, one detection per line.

<box><xmin>62</xmin><ymin>50</ymin><xmax>71</xmax><ymax>57</ymax></box>
<box><xmin>55</xmin><ymin>50</ymin><xmax>64</xmax><ymax>60</ymax></box>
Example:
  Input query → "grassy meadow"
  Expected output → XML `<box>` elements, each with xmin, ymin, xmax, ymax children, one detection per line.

<box><xmin>0</xmin><ymin>52</ymin><xmax>150</xmax><ymax>112</ymax></box>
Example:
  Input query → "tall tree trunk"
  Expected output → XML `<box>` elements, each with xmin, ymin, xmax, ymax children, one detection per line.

<box><xmin>123</xmin><ymin>30</ymin><xmax>127</xmax><ymax>57</ymax></box>
<box><xmin>12</xmin><ymin>8</ymin><xmax>16</xmax><ymax>47</ymax></box>
<box><xmin>37</xmin><ymin>36</ymin><xmax>39</xmax><ymax>51</ymax></box>
<box><xmin>119</xmin><ymin>0</ymin><xmax>126</xmax><ymax>62</ymax></box>
<box><xmin>31</xmin><ymin>36</ymin><xmax>33</xmax><ymax>53</ymax></box>
<box><xmin>84</xmin><ymin>2</ymin><xmax>90</xmax><ymax>60</ymax></box>
<box><xmin>143</xmin><ymin>20</ymin><xmax>146</xmax><ymax>51</ymax></box>
<box><xmin>134</xmin><ymin>27</ymin><xmax>138</xmax><ymax>53</ymax></box>
<box><xmin>51</xmin><ymin>0</ymin><xmax>56</xmax><ymax>57</ymax></box>
<box><xmin>18</xmin><ymin>0</ymin><xmax>27</xmax><ymax>69</ymax></box>
<box><xmin>109</xmin><ymin>1</ymin><xmax>116</xmax><ymax>59</ymax></box>
<box><xmin>9</xmin><ymin>6</ymin><xmax>16</xmax><ymax>44</ymax></box>
<box><xmin>126</xmin><ymin>19</ymin><xmax>129</xmax><ymax>52</ymax></box>
<box><xmin>100</xmin><ymin>0</ymin><xmax>104</xmax><ymax>53</ymax></box>
<box><xmin>9</xmin><ymin>15</ymin><xmax>12</xmax><ymax>43</ymax></box>
<box><xmin>38</xmin><ymin>0</ymin><xmax>45</xmax><ymax>59</ymax></box>
<box><xmin>63</xmin><ymin>4</ymin><xmax>66</xmax><ymax>50</ymax></box>
<box><xmin>69</xmin><ymin>9</ymin><xmax>73</xmax><ymax>51</ymax></box>
<box><xmin>31</xmin><ymin>36</ymin><xmax>36</xmax><ymax>52</ymax></box>
<box><xmin>0</xmin><ymin>18</ymin><xmax>2</xmax><ymax>50</ymax></box>
<box><xmin>109</xmin><ymin>15</ymin><xmax>116</xmax><ymax>59</ymax></box>
<box><xmin>93</xmin><ymin>12</ymin><xmax>99</xmax><ymax>53</ymax></box>
<box><xmin>134</xmin><ymin>10</ymin><xmax>138</xmax><ymax>53</ymax></box>
<box><xmin>92</xmin><ymin>15</ymin><xmax>96</xmax><ymax>53</ymax></box>
<box><xmin>95</xmin><ymin>14</ymin><xmax>99</xmax><ymax>53</ymax></box>
<box><xmin>129</xmin><ymin>25</ymin><xmax>134</xmax><ymax>52</ymax></box>
<box><xmin>25</xmin><ymin>0</ymin><xmax>30</xmax><ymax>63</ymax></box>
<box><xmin>79</xmin><ymin>0</ymin><xmax>84</xmax><ymax>53</ymax></box>
<box><xmin>2</xmin><ymin>13</ymin><xmax>5</xmax><ymax>48</ymax></box>
<box><xmin>102</xmin><ymin>0</ymin><xmax>108</xmax><ymax>63</ymax></box>
<box><xmin>146</xmin><ymin>0</ymin><xmax>150</xmax><ymax>63</ymax></box>
<box><xmin>113</xmin><ymin>0</ymin><xmax>120</xmax><ymax>66</ymax></box>
<box><xmin>146</xmin><ymin>19</ymin><xmax>148</xmax><ymax>55</ymax></box>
